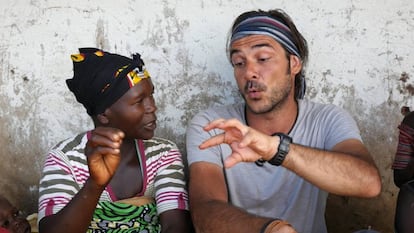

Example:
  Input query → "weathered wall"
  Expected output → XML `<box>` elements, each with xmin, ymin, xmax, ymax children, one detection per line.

<box><xmin>0</xmin><ymin>0</ymin><xmax>412</xmax><ymax>232</ymax></box>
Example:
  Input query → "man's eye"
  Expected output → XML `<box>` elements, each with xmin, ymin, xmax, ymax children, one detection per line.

<box><xmin>258</xmin><ymin>57</ymin><xmax>270</xmax><ymax>62</ymax></box>
<box><xmin>232</xmin><ymin>61</ymin><xmax>244</xmax><ymax>67</ymax></box>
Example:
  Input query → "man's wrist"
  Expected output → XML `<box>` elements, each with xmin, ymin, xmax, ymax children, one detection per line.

<box><xmin>260</xmin><ymin>219</ymin><xmax>293</xmax><ymax>233</ymax></box>
<box><xmin>267</xmin><ymin>133</ymin><xmax>292</xmax><ymax>166</ymax></box>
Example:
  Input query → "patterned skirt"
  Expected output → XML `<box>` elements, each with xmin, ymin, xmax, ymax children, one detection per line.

<box><xmin>88</xmin><ymin>198</ymin><xmax>160</xmax><ymax>233</ymax></box>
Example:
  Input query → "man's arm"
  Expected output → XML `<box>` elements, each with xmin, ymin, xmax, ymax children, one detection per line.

<box><xmin>189</xmin><ymin>162</ymin><xmax>296</xmax><ymax>233</ymax></box>
<box><xmin>282</xmin><ymin>139</ymin><xmax>381</xmax><ymax>197</ymax></box>
<box><xmin>200</xmin><ymin>118</ymin><xmax>381</xmax><ymax>198</ymax></box>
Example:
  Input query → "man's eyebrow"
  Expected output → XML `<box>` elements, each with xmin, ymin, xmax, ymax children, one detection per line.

<box><xmin>252</xmin><ymin>43</ymin><xmax>273</xmax><ymax>49</ymax></box>
<box><xmin>230</xmin><ymin>43</ymin><xmax>274</xmax><ymax>58</ymax></box>
<box><xmin>230</xmin><ymin>48</ymin><xmax>240</xmax><ymax>58</ymax></box>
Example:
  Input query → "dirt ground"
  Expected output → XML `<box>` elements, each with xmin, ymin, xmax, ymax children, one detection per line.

<box><xmin>326</xmin><ymin>194</ymin><xmax>396</xmax><ymax>233</ymax></box>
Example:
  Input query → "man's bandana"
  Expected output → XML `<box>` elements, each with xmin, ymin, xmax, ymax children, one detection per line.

<box><xmin>66</xmin><ymin>48</ymin><xmax>151</xmax><ymax>116</ymax></box>
<box><xmin>230</xmin><ymin>15</ymin><xmax>306</xmax><ymax>99</ymax></box>
<box><xmin>230</xmin><ymin>16</ymin><xmax>301</xmax><ymax>58</ymax></box>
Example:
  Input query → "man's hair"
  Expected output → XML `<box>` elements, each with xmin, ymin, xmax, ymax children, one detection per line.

<box><xmin>227</xmin><ymin>9</ymin><xmax>309</xmax><ymax>99</ymax></box>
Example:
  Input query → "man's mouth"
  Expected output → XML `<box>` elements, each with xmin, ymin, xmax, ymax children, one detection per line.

<box><xmin>247</xmin><ymin>90</ymin><xmax>261</xmax><ymax>99</ymax></box>
<box><xmin>245</xmin><ymin>81</ymin><xmax>266</xmax><ymax>92</ymax></box>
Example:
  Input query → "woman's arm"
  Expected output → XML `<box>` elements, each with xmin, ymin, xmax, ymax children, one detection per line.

<box><xmin>159</xmin><ymin>209</ymin><xmax>193</xmax><ymax>233</ymax></box>
<box><xmin>39</xmin><ymin>127</ymin><xmax>124</xmax><ymax>233</ymax></box>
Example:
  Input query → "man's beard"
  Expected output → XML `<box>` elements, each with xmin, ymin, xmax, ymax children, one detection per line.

<box><xmin>241</xmin><ymin>78</ymin><xmax>292</xmax><ymax>114</ymax></box>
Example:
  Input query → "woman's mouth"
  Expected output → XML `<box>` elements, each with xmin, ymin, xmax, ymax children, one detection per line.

<box><xmin>143</xmin><ymin>121</ymin><xmax>157</xmax><ymax>131</ymax></box>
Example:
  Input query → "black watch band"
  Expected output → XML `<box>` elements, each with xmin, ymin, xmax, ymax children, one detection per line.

<box><xmin>268</xmin><ymin>133</ymin><xmax>292</xmax><ymax>166</ymax></box>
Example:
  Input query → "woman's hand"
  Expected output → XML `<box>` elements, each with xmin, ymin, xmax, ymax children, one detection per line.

<box><xmin>85</xmin><ymin>127</ymin><xmax>125</xmax><ymax>187</ymax></box>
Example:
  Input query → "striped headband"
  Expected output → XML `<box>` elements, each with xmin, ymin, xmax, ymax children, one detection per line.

<box><xmin>231</xmin><ymin>16</ymin><xmax>301</xmax><ymax>58</ymax></box>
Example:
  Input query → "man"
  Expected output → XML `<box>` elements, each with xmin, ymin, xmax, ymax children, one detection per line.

<box><xmin>392</xmin><ymin>106</ymin><xmax>414</xmax><ymax>233</ymax></box>
<box><xmin>38</xmin><ymin>48</ymin><xmax>191</xmax><ymax>233</ymax></box>
<box><xmin>186</xmin><ymin>9</ymin><xmax>381</xmax><ymax>233</ymax></box>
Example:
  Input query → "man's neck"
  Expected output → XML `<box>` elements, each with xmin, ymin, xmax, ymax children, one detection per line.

<box><xmin>245</xmin><ymin>98</ymin><xmax>298</xmax><ymax>135</ymax></box>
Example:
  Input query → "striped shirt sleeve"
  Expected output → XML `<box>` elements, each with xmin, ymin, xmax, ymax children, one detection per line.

<box><xmin>38</xmin><ymin>134</ymin><xmax>89</xmax><ymax>221</ymax></box>
<box><xmin>143</xmin><ymin>138</ymin><xmax>189</xmax><ymax>214</ymax></box>
<box><xmin>392</xmin><ymin>123</ymin><xmax>414</xmax><ymax>170</ymax></box>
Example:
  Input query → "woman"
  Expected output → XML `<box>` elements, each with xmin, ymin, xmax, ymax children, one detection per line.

<box><xmin>38</xmin><ymin>48</ymin><xmax>191</xmax><ymax>233</ymax></box>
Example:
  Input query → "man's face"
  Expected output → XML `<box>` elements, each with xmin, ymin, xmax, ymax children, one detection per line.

<box><xmin>0</xmin><ymin>198</ymin><xmax>30</xmax><ymax>233</ymax></box>
<box><xmin>103</xmin><ymin>78</ymin><xmax>157</xmax><ymax>140</ymax></box>
<box><xmin>230</xmin><ymin>34</ymin><xmax>298</xmax><ymax>114</ymax></box>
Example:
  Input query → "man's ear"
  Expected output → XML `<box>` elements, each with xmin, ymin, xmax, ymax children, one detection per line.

<box><xmin>97</xmin><ymin>111</ymin><xmax>109</xmax><ymax>125</ymax></box>
<box><xmin>290</xmin><ymin>55</ymin><xmax>302</xmax><ymax>76</ymax></box>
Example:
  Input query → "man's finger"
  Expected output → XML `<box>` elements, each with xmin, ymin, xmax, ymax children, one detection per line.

<box><xmin>199</xmin><ymin>134</ymin><xmax>225</xmax><ymax>149</ymax></box>
<box><xmin>224</xmin><ymin>156</ymin><xmax>239</xmax><ymax>168</ymax></box>
<box><xmin>203</xmin><ymin>118</ymin><xmax>226</xmax><ymax>131</ymax></box>
<box><xmin>203</xmin><ymin>118</ymin><xmax>246</xmax><ymax>133</ymax></box>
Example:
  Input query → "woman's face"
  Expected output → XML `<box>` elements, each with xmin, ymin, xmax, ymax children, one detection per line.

<box><xmin>0</xmin><ymin>198</ymin><xmax>31</xmax><ymax>233</ymax></box>
<box><xmin>103</xmin><ymin>78</ymin><xmax>157</xmax><ymax>140</ymax></box>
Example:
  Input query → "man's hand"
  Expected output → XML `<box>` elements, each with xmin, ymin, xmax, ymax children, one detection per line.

<box><xmin>199</xmin><ymin>118</ymin><xmax>278</xmax><ymax>168</ymax></box>
<box><xmin>85</xmin><ymin>127</ymin><xmax>125</xmax><ymax>187</ymax></box>
<box><xmin>263</xmin><ymin>220</ymin><xmax>298</xmax><ymax>233</ymax></box>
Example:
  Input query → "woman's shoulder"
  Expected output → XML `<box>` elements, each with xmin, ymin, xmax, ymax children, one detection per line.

<box><xmin>50</xmin><ymin>131</ymin><xmax>89</xmax><ymax>154</ymax></box>
<box><xmin>142</xmin><ymin>137</ymin><xmax>178</xmax><ymax>151</ymax></box>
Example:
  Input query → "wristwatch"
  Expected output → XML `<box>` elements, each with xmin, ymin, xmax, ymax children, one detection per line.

<box><xmin>268</xmin><ymin>133</ymin><xmax>292</xmax><ymax>166</ymax></box>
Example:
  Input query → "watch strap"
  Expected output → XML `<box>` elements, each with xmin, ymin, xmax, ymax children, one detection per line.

<box><xmin>268</xmin><ymin>133</ymin><xmax>292</xmax><ymax>166</ymax></box>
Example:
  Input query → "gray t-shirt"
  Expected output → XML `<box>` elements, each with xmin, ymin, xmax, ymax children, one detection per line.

<box><xmin>186</xmin><ymin>99</ymin><xmax>362</xmax><ymax>233</ymax></box>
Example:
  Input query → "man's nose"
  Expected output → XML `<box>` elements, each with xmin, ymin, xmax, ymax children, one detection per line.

<box><xmin>244</xmin><ymin>61</ymin><xmax>259</xmax><ymax>80</ymax></box>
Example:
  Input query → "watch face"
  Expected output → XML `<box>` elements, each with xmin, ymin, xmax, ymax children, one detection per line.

<box><xmin>269</xmin><ymin>133</ymin><xmax>292</xmax><ymax>166</ymax></box>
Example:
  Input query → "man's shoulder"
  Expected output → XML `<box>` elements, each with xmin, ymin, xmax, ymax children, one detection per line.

<box><xmin>191</xmin><ymin>102</ymin><xmax>244</xmax><ymax>121</ymax></box>
<box><xmin>299</xmin><ymin>99</ymin><xmax>343</xmax><ymax>114</ymax></box>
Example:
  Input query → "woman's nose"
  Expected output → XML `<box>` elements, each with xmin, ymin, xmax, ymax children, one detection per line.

<box><xmin>145</xmin><ymin>97</ymin><xmax>157</xmax><ymax>113</ymax></box>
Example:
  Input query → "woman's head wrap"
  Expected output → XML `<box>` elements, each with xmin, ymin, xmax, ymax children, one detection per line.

<box><xmin>66</xmin><ymin>48</ymin><xmax>151</xmax><ymax>116</ymax></box>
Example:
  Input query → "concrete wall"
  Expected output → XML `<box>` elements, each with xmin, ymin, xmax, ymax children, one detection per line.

<box><xmin>1</xmin><ymin>0</ymin><xmax>413</xmax><ymax>232</ymax></box>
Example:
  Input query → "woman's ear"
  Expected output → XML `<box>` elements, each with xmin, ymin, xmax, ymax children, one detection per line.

<box><xmin>290</xmin><ymin>55</ymin><xmax>302</xmax><ymax>76</ymax></box>
<box><xmin>96</xmin><ymin>111</ymin><xmax>109</xmax><ymax>125</ymax></box>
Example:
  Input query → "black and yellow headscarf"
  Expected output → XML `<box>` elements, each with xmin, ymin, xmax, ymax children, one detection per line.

<box><xmin>66</xmin><ymin>48</ymin><xmax>151</xmax><ymax>116</ymax></box>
